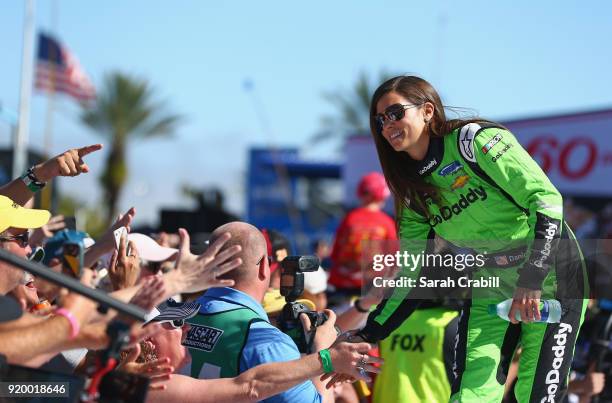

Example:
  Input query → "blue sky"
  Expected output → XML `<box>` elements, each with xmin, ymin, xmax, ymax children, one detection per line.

<box><xmin>1</xmin><ymin>1</ymin><xmax>611</xmax><ymax>226</ymax></box>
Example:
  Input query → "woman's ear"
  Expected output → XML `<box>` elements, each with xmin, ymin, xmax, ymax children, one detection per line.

<box><xmin>423</xmin><ymin>102</ymin><xmax>435</xmax><ymax>122</ymax></box>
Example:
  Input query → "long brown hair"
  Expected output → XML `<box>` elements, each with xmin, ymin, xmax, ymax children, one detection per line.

<box><xmin>369</xmin><ymin>76</ymin><xmax>487</xmax><ymax>218</ymax></box>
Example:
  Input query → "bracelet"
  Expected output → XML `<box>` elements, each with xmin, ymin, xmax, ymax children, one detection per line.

<box><xmin>354</xmin><ymin>298</ymin><xmax>369</xmax><ymax>313</ymax></box>
<box><xmin>54</xmin><ymin>308</ymin><xmax>80</xmax><ymax>340</ymax></box>
<box><xmin>20</xmin><ymin>166</ymin><xmax>46</xmax><ymax>192</ymax></box>
<box><xmin>319</xmin><ymin>349</ymin><xmax>334</xmax><ymax>374</ymax></box>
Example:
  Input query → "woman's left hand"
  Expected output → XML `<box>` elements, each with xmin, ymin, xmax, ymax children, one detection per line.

<box><xmin>508</xmin><ymin>287</ymin><xmax>542</xmax><ymax>324</ymax></box>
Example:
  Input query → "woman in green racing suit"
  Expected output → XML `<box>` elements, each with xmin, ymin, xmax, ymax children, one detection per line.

<box><xmin>339</xmin><ymin>76</ymin><xmax>589</xmax><ymax>403</ymax></box>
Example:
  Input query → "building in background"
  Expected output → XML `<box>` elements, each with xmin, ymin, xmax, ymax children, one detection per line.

<box><xmin>246</xmin><ymin>148</ymin><xmax>344</xmax><ymax>253</ymax></box>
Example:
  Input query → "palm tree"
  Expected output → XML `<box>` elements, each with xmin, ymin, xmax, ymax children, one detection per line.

<box><xmin>313</xmin><ymin>70</ymin><xmax>395</xmax><ymax>142</ymax></box>
<box><xmin>81</xmin><ymin>72</ymin><xmax>182</xmax><ymax>223</ymax></box>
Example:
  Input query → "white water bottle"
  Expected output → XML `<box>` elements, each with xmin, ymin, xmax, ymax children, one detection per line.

<box><xmin>488</xmin><ymin>299</ymin><xmax>562</xmax><ymax>323</ymax></box>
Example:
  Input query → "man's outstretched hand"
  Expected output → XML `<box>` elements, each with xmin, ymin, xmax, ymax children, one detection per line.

<box><xmin>33</xmin><ymin>144</ymin><xmax>103</xmax><ymax>181</ymax></box>
<box><xmin>165</xmin><ymin>228</ymin><xmax>242</xmax><ymax>294</ymax></box>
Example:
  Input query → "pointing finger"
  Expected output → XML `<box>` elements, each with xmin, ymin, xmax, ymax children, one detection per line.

<box><xmin>77</xmin><ymin>144</ymin><xmax>103</xmax><ymax>157</ymax></box>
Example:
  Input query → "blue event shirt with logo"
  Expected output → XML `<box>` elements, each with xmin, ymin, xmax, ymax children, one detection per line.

<box><xmin>193</xmin><ymin>287</ymin><xmax>322</xmax><ymax>403</ymax></box>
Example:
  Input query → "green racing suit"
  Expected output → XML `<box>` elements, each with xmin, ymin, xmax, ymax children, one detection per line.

<box><xmin>359</xmin><ymin>123</ymin><xmax>589</xmax><ymax>402</ymax></box>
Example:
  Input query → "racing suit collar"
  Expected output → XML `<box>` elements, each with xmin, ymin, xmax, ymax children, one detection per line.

<box><xmin>415</xmin><ymin>136</ymin><xmax>444</xmax><ymax>177</ymax></box>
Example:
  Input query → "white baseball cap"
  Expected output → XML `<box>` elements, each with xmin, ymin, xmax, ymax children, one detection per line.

<box><xmin>303</xmin><ymin>266</ymin><xmax>328</xmax><ymax>294</ymax></box>
<box><xmin>128</xmin><ymin>233</ymin><xmax>178</xmax><ymax>262</ymax></box>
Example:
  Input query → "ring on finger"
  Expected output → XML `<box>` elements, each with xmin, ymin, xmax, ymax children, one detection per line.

<box><xmin>358</xmin><ymin>354</ymin><xmax>367</xmax><ymax>366</ymax></box>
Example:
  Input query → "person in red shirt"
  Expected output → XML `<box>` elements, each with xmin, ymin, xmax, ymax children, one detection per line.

<box><xmin>329</xmin><ymin>172</ymin><xmax>397</xmax><ymax>295</ymax></box>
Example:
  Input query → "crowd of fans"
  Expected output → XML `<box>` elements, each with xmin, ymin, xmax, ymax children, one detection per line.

<box><xmin>0</xmin><ymin>144</ymin><xmax>379</xmax><ymax>403</ymax></box>
<box><xmin>0</xmin><ymin>143</ymin><xmax>610</xmax><ymax>402</ymax></box>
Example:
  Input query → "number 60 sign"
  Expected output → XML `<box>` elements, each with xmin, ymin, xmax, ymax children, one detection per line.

<box><xmin>526</xmin><ymin>136</ymin><xmax>600</xmax><ymax>180</ymax></box>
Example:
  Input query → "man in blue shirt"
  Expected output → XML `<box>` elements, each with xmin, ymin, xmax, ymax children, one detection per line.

<box><xmin>182</xmin><ymin>222</ymin><xmax>334</xmax><ymax>403</ymax></box>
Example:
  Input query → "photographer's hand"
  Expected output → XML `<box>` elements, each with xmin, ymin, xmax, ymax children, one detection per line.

<box><xmin>300</xmin><ymin>310</ymin><xmax>337</xmax><ymax>403</ymax></box>
<box><xmin>322</xmin><ymin>342</ymin><xmax>383</xmax><ymax>387</ymax></box>
<box><xmin>301</xmin><ymin>309</ymin><xmax>337</xmax><ymax>351</ymax></box>
<box><xmin>317</xmin><ymin>327</ymin><xmax>373</xmax><ymax>389</ymax></box>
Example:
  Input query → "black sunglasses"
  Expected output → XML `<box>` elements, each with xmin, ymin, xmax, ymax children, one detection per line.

<box><xmin>0</xmin><ymin>232</ymin><xmax>29</xmax><ymax>246</ymax></box>
<box><xmin>374</xmin><ymin>103</ymin><xmax>422</xmax><ymax>133</ymax></box>
<box><xmin>148</xmin><ymin>261</ymin><xmax>163</xmax><ymax>274</ymax></box>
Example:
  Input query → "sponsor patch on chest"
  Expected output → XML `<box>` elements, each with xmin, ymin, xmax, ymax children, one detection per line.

<box><xmin>438</xmin><ymin>161</ymin><xmax>463</xmax><ymax>176</ymax></box>
<box><xmin>183</xmin><ymin>324</ymin><xmax>224</xmax><ymax>352</ymax></box>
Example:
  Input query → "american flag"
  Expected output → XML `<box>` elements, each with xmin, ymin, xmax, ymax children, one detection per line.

<box><xmin>35</xmin><ymin>32</ymin><xmax>95</xmax><ymax>103</ymax></box>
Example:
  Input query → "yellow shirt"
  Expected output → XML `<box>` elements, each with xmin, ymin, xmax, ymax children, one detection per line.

<box><xmin>373</xmin><ymin>307</ymin><xmax>458</xmax><ymax>403</ymax></box>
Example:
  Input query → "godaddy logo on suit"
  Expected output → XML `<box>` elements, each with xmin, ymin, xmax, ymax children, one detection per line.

<box><xmin>492</xmin><ymin>143</ymin><xmax>513</xmax><ymax>162</ymax></box>
<box><xmin>429</xmin><ymin>187</ymin><xmax>488</xmax><ymax>227</ymax></box>
<box><xmin>541</xmin><ymin>323</ymin><xmax>572</xmax><ymax>403</ymax></box>
<box><xmin>419</xmin><ymin>159</ymin><xmax>438</xmax><ymax>175</ymax></box>
<box><xmin>533</xmin><ymin>222</ymin><xmax>558</xmax><ymax>268</ymax></box>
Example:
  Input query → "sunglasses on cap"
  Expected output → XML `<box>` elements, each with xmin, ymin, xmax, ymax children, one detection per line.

<box><xmin>161</xmin><ymin>319</ymin><xmax>185</xmax><ymax>330</ymax></box>
<box><xmin>374</xmin><ymin>103</ymin><xmax>422</xmax><ymax>134</ymax></box>
<box><xmin>0</xmin><ymin>232</ymin><xmax>29</xmax><ymax>247</ymax></box>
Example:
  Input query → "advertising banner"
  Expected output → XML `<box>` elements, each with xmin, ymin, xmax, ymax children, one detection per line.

<box><xmin>345</xmin><ymin>109</ymin><xmax>612</xmax><ymax>206</ymax></box>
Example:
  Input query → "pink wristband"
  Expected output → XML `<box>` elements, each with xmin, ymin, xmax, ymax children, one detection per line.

<box><xmin>55</xmin><ymin>308</ymin><xmax>80</xmax><ymax>340</ymax></box>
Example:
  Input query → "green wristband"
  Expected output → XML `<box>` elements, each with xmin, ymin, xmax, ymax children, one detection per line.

<box><xmin>319</xmin><ymin>349</ymin><xmax>334</xmax><ymax>374</ymax></box>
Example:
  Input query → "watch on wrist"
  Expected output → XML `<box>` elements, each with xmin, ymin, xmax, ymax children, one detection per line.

<box><xmin>21</xmin><ymin>166</ymin><xmax>46</xmax><ymax>192</ymax></box>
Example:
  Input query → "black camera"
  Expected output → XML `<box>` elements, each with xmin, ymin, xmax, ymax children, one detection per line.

<box><xmin>278</xmin><ymin>255</ymin><xmax>328</xmax><ymax>353</ymax></box>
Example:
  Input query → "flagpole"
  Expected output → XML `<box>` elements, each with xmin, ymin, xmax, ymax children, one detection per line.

<box><xmin>40</xmin><ymin>87</ymin><xmax>55</xmax><ymax>211</ymax></box>
<box><xmin>41</xmin><ymin>0</ymin><xmax>59</xmax><ymax>211</ymax></box>
<box><xmin>14</xmin><ymin>0</ymin><xmax>35</xmax><ymax>179</ymax></box>
<box><xmin>44</xmin><ymin>0</ymin><xmax>59</xmax><ymax>156</ymax></box>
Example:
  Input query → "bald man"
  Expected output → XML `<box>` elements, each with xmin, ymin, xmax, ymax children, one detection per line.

<box><xmin>181</xmin><ymin>222</ymin><xmax>334</xmax><ymax>403</ymax></box>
